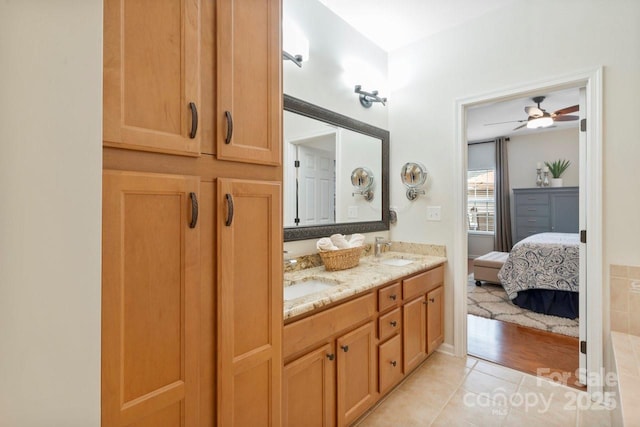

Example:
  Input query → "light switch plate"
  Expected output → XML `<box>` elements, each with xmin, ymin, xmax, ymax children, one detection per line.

<box><xmin>348</xmin><ymin>206</ymin><xmax>358</xmax><ymax>218</ymax></box>
<box><xmin>426</xmin><ymin>206</ymin><xmax>441</xmax><ymax>221</ymax></box>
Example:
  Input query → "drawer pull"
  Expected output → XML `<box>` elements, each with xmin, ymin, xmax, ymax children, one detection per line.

<box><xmin>527</xmin><ymin>208</ymin><xmax>537</xmax><ymax>211</ymax></box>
<box><xmin>527</xmin><ymin>219</ymin><xmax>537</xmax><ymax>223</ymax></box>
<box><xmin>341</xmin><ymin>345</ymin><xmax>349</xmax><ymax>352</ymax></box>
<box><xmin>326</xmin><ymin>353</ymin><xmax>335</xmax><ymax>361</ymax></box>
<box><xmin>527</xmin><ymin>197</ymin><xmax>536</xmax><ymax>200</ymax></box>
<box><xmin>389</xmin><ymin>294</ymin><xmax>397</xmax><ymax>301</ymax></box>
<box><xmin>390</xmin><ymin>360</ymin><xmax>397</xmax><ymax>367</ymax></box>
<box><xmin>390</xmin><ymin>320</ymin><xmax>397</xmax><ymax>327</ymax></box>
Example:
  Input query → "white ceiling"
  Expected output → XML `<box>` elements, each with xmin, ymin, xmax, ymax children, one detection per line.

<box><xmin>317</xmin><ymin>0</ymin><xmax>521</xmax><ymax>52</ymax></box>
<box><xmin>466</xmin><ymin>88</ymin><xmax>580</xmax><ymax>142</ymax></box>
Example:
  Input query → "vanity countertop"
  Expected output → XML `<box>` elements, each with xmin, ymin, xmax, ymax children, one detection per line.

<box><xmin>284</xmin><ymin>250</ymin><xmax>447</xmax><ymax>321</ymax></box>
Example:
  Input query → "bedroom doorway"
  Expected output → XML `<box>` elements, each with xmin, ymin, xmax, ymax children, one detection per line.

<box><xmin>453</xmin><ymin>69</ymin><xmax>603</xmax><ymax>396</ymax></box>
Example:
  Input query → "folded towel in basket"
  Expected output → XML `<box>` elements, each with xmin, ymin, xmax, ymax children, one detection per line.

<box><xmin>317</xmin><ymin>237</ymin><xmax>338</xmax><ymax>251</ymax></box>
<box><xmin>330</xmin><ymin>234</ymin><xmax>351</xmax><ymax>249</ymax></box>
<box><xmin>348</xmin><ymin>234</ymin><xmax>365</xmax><ymax>248</ymax></box>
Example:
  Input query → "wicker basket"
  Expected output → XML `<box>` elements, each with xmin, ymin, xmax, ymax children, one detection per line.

<box><xmin>318</xmin><ymin>246</ymin><xmax>364</xmax><ymax>271</ymax></box>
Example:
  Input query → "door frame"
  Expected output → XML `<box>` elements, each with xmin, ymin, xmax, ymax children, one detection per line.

<box><xmin>452</xmin><ymin>67</ymin><xmax>603</xmax><ymax>395</ymax></box>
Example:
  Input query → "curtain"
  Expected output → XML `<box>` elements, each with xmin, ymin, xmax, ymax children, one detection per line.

<box><xmin>494</xmin><ymin>136</ymin><xmax>513</xmax><ymax>252</ymax></box>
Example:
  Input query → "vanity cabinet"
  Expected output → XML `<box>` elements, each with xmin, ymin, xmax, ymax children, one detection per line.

<box><xmin>336</xmin><ymin>322</ymin><xmax>377</xmax><ymax>426</ymax></box>
<box><xmin>283</xmin><ymin>264</ymin><xmax>445</xmax><ymax>426</ymax></box>
<box><xmin>284</xmin><ymin>343</ymin><xmax>335</xmax><ymax>427</ymax></box>
<box><xmin>102</xmin><ymin>0</ymin><xmax>283</xmax><ymax>425</ymax></box>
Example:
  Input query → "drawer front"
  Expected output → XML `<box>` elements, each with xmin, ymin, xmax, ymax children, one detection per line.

<box><xmin>402</xmin><ymin>266</ymin><xmax>444</xmax><ymax>301</ymax></box>
<box><xmin>516</xmin><ymin>216</ymin><xmax>550</xmax><ymax>228</ymax></box>
<box><xmin>378</xmin><ymin>308</ymin><xmax>401</xmax><ymax>341</ymax></box>
<box><xmin>284</xmin><ymin>293</ymin><xmax>376</xmax><ymax>359</ymax></box>
<box><xmin>378</xmin><ymin>334</ymin><xmax>403</xmax><ymax>394</ymax></box>
<box><xmin>515</xmin><ymin>192</ymin><xmax>549</xmax><ymax>205</ymax></box>
<box><xmin>516</xmin><ymin>204</ymin><xmax>550</xmax><ymax>217</ymax></box>
<box><xmin>378</xmin><ymin>282</ymin><xmax>401</xmax><ymax>312</ymax></box>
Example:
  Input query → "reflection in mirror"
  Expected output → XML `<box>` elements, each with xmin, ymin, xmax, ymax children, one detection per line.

<box><xmin>283</xmin><ymin>95</ymin><xmax>389</xmax><ymax>241</ymax></box>
<box><xmin>351</xmin><ymin>167</ymin><xmax>374</xmax><ymax>201</ymax></box>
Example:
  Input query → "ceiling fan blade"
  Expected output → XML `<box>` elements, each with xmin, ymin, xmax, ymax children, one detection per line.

<box><xmin>525</xmin><ymin>106</ymin><xmax>543</xmax><ymax>117</ymax></box>
<box><xmin>553</xmin><ymin>105</ymin><xmax>579</xmax><ymax>116</ymax></box>
<box><xmin>484</xmin><ymin>119</ymin><xmax>526</xmax><ymax>126</ymax></box>
<box><xmin>553</xmin><ymin>115</ymin><xmax>579</xmax><ymax>122</ymax></box>
<box><xmin>513</xmin><ymin>123</ymin><xmax>527</xmax><ymax>131</ymax></box>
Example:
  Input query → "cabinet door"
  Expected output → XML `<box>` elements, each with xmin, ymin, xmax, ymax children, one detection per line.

<box><xmin>378</xmin><ymin>334</ymin><xmax>403</xmax><ymax>394</ymax></box>
<box><xmin>426</xmin><ymin>286</ymin><xmax>444</xmax><ymax>355</ymax></box>
<box><xmin>403</xmin><ymin>296</ymin><xmax>426</xmax><ymax>372</ymax></box>
<box><xmin>102</xmin><ymin>170</ymin><xmax>200</xmax><ymax>426</ymax></box>
<box><xmin>550</xmin><ymin>192</ymin><xmax>579</xmax><ymax>233</ymax></box>
<box><xmin>104</xmin><ymin>0</ymin><xmax>201</xmax><ymax>155</ymax></box>
<box><xmin>217</xmin><ymin>178</ymin><xmax>282</xmax><ymax>426</ymax></box>
<box><xmin>216</xmin><ymin>0</ymin><xmax>282</xmax><ymax>165</ymax></box>
<box><xmin>336</xmin><ymin>322</ymin><xmax>376</xmax><ymax>427</ymax></box>
<box><xmin>284</xmin><ymin>344</ymin><xmax>336</xmax><ymax>427</ymax></box>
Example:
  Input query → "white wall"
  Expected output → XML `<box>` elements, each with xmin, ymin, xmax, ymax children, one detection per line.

<box><xmin>389</xmin><ymin>0</ymin><xmax>640</xmax><ymax>348</ymax></box>
<box><xmin>284</xmin><ymin>0</ymin><xmax>390</xmax><ymax>255</ymax></box>
<box><xmin>0</xmin><ymin>1</ymin><xmax>102</xmax><ymax>425</ymax></box>
<box><xmin>509</xmin><ymin>128</ymin><xmax>579</xmax><ymax>189</ymax></box>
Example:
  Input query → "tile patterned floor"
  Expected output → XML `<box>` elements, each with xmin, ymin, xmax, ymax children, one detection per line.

<box><xmin>355</xmin><ymin>352</ymin><xmax>612</xmax><ymax>427</ymax></box>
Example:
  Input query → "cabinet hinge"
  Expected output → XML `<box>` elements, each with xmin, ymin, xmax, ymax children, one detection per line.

<box><xmin>580</xmin><ymin>340</ymin><xmax>587</xmax><ymax>354</ymax></box>
<box><xmin>580</xmin><ymin>118</ymin><xmax>587</xmax><ymax>132</ymax></box>
<box><xmin>580</xmin><ymin>230</ymin><xmax>587</xmax><ymax>244</ymax></box>
<box><xmin>294</xmin><ymin>160</ymin><xmax>300</xmax><ymax>168</ymax></box>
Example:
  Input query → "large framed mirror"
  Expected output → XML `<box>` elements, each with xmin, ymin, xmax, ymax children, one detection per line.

<box><xmin>284</xmin><ymin>94</ymin><xmax>389</xmax><ymax>241</ymax></box>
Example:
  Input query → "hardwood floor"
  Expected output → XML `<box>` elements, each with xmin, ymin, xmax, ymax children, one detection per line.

<box><xmin>467</xmin><ymin>315</ymin><xmax>585</xmax><ymax>390</ymax></box>
<box><xmin>466</xmin><ymin>257</ymin><xmax>584</xmax><ymax>391</ymax></box>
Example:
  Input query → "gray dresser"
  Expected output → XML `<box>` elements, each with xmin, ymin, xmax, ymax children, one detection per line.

<box><xmin>512</xmin><ymin>187</ymin><xmax>579</xmax><ymax>243</ymax></box>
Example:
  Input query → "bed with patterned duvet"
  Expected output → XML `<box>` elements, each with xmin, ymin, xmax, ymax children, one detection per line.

<box><xmin>497</xmin><ymin>232</ymin><xmax>579</xmax><ymax>319</ymax></box>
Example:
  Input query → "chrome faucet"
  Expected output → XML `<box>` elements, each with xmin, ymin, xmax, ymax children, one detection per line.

<box><xmin>283</xmin><ymin>251</ymin><xmax>297</xmax><ymax>268</ymax></box>
<box><xmin>374</xmin><ymin>237</ymin><xmax>391</xmax><ymax>257</ymax></box>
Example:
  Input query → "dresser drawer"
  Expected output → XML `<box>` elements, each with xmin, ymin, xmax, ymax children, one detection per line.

<box><xmin>516</xmin><ymin>225</ymin><xmax>551</xmax><ymax>240</ymax></box>
<box><xmin>516</xmin><ymin>216</ymin><xmax>550</xmax><ymax>228</ymax></box>
<box><xmin>378</xmin><ymin>334</ymin><xmax>403</xmax><ymax>394</ymax></box>
<box><xmin>516</xmin><ymin>193</ymin><xmax>549</xmax><ymax>205</ymax></box>
<box><xmin>516</xmin><ymin>204</ymin><xmax>550</xmax><ymax>217</ymax></box>
<box><xmin>378</xmin><ymin>282</ymin><xmax>401</xmax><ymax>312</ymax></box>
<box><xmin>378</xmin><ymin>308</ymin><xmax>401</xmax><ymax>341</ymax></box>
<box><xmin>402</xmin><ymin>266</ymin><xmax>444</xmax><ymax>301</ymax></box>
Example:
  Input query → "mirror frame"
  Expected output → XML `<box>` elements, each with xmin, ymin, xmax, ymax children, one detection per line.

<box><xmin>283</xmin><ymin>94</ymin><xmax>390</xmax><ymax>241</ymax></box>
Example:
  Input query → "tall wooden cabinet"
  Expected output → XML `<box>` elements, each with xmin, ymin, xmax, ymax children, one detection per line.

<box><xmin>102</xmin><ymin>0</ymin><xmax>282</xmax><ymax>425</ymax></box>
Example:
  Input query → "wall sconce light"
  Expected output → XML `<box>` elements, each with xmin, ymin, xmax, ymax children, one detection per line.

<box><xmin>354</xmin><ymin>85</ymin><xmax>387</xmax><ymax>108</ymax></box>
<box><xmin>400</xmin><ymin>162</ymin><xmax>427</xmax><ymax>201</ymax></box>
<box><xmin>283</xmin><ymin>51</ymin><xmax>303</xmax><ymax>68</ymax></box>
<box><xmin>351</xmin><ymin>167</ymin><xmax>374</xmax><ymax>201</ymax></box>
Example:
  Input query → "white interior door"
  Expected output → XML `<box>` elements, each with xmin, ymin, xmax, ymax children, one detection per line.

<box><xmin>297</xmin><ymin>145</ymin><xmax>335</xmax><ymax>225</ymax></box>
<box><xmin>578</xmin><ymin>86</ymin><xmax>587</xmax><ymax>384</ymax></box>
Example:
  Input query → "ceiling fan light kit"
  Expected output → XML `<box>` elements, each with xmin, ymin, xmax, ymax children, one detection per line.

<box><xmin>526</xmin><ymin>115</ymin><xmax>554</xmax><ymax>129</ymax></box>
<box><xmin>484</xmin><ymin>94</ymin><xmax>579</xmax><ymax>132</ymax></box>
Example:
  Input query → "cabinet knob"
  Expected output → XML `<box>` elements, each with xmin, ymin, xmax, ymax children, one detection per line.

<box><xmin>389</xmin><ymin>294</ymin><xmax>397</xmax><ymax>301</ymax></box>
<box><xmin>341</xmin><ymin>345</ymin><xmax>349</xmax><ymax>352</ymax></box>
<box><xmin>390</xmin><ymin>360</ymin><xmax>397</xmax><ymax>367</ymax></box>
<box><xmin>390</xmin><ymin>320</ymin><xmax>397</xmax><ymax>327</ymax></box>
<box><xmin>326</xmin><ymin>353</ymin><xmax>335</xmax><ymax>361</ymax></box>
<box><xmin>429</xmin><ymin>298</ymin><xmax>435</xmax><ymax>303</ymax></box>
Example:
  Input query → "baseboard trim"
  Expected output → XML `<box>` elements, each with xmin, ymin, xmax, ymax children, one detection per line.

<box><xmin>437</xmin><ymin>343</ymin><xmax>455</xmax><ymax>356</ymax></box>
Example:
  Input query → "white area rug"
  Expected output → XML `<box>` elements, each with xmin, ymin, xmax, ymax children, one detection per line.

<box><xmin>467</xmin><ymin>274</ymin><xmax>579</xmax><ymax>338</ymax></box>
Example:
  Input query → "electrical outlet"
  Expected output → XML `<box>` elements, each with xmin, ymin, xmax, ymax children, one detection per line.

<box><xmin>426</xmin><ymin>206</ymin><xmax>441</xmax><ymax>221</ymax></box>
<box><xmin>348</xmin><ymin>206</ymin><xmax>358</xmax><ymax>218</ymax></box>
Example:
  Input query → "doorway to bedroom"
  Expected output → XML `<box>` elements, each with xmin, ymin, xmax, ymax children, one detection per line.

<box><xmin>458</xmin><ymin>78</ymin><xmax>598</xmax><ymax>390</ymax></box>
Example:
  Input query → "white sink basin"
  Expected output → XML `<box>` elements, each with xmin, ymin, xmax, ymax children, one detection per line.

<box><xmin>284</xmin><ymin>278</ymin><xmax>340</xmax><ymax>301</ymax></box>
<box><xmin>379</xmin><ymin>258</ymin><xmax>415</xmax><ymax>267</ymax></box>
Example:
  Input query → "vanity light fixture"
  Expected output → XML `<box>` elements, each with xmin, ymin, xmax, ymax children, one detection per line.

<box><xmin>354</xmin><ymin>85</ymin><xmax>387</xmax><ymax>108</ymax></box>
<box><xmin>400</xmin><ymin>162</ymin><xmax>427</xmax><ymax>201</ymax></box>
<box><xmin>351</xmin><ymin>167</ymin><xmax>375</xmax><ymax>201</ymax></box>
<box><xmin>283</xmin><ymin>51</ymin><xmax>303</xmax><ymax>68</ymax></box>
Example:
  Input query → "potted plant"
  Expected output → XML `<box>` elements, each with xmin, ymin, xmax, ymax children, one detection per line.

<box><xmin>544</xmin><ymin>159</ymin><xmax>571</xmax><ymax>187</ymax></box>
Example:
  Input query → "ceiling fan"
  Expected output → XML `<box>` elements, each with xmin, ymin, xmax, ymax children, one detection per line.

<box><xmin>485</xmin><ymin>96</ymin><xmax>579</xmax><ymax>131</ymax></box>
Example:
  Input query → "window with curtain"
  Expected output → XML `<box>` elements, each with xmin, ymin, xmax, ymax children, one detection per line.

<box><xmin>467</xmin><ymin>169</ymin><xmax>495</xmax><ymax>233</ymax></box>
